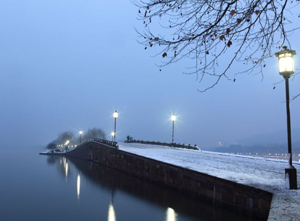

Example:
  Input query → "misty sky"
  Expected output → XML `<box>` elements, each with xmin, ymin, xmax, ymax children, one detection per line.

<box><xmin>0</xmin><ymin>0</ymin><xmax>300</xmax><ymax>149</ymax></box>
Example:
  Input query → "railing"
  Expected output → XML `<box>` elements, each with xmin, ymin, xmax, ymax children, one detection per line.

<box><xmin>93</xmin><ymin>138</ymin><xmax>118</xmax><ymax>149</ymax></box>
<box><xmin>124</xmin><ymin>139</ymin><xmax>199</xmax><ymax>150</ymax></box>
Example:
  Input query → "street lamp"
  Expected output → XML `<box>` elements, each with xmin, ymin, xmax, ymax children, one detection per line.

<box><xmin>171</xmin><ymin>114</ymin><xmax>176</xmax><ymax>144</ymax></box>
<box><xmin>113</xmin><ymin>110</ymin><xmax>118</xmax><ymax>142</ymax></box>
<box><xmin>79</xmin><ymin>130</ymin><xmax>83</xmax><ymax>144</ymax></box>
<box><xmin>111</xmin><ymin>132</ymin><xmax>115</xmax><ymax>141</ymax></box>
<box><xmin>65</xmin><ymin>140</ymin><xmax>70</xmax><ymax>149</ymax></box>
<box><xmin>275</xmin><ymin>46</ymin><xmax>297</xmax><ymax>189</ymax></box>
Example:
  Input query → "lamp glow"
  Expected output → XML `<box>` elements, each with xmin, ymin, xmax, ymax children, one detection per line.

<box><xmin>79</xmin><ymin>130</ymin><xmax>83</xmax><ymax>144</ymax></box>
<box><xmin>113</xmin><ymin>110</ymin><xmax>119</xmax><ymax>119</ymax></box>
<box><xmin>275</xmin><ymin>46</ymin><xmax>296</xmax><ymax>77</ymax></box>
<box><xmin>111</xmin><ymin>132</ymin><xmax>115</xmax><ymax>141</ymax></box>
<box><xmin>113</xmin><ymin>110</ymin><xmax>118</xmax><ymax>142</ymax></box>
<box><xmin>171</xmin><ymin>114</ymin><xmax>176</xmax><ymax>144</ymax></box>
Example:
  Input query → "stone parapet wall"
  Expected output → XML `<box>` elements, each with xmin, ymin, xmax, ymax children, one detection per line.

<box><xmin>66</xmin><ymin>141</ymin><xmax>272</xmax><ymax>220</ymax></box>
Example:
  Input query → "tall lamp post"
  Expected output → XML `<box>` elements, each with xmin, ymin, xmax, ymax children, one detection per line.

<box><xmin>113</xmin><ymin>110</ymin><xmax>118</xmax><ymax>142</ymax></box>
<box><xmin>171</xmin><ymin>114</ymin><xmax>176</xmax><ymax>145</ymax></box>
<box><xmin>275</xmin><ymin>46</ymin><xmax>298</xmax><ymax>189</ymax></box>
<box><xmin>79</xmin><ymin>130</ymin><xmax>83</xmax><ymax>144</ymax></box>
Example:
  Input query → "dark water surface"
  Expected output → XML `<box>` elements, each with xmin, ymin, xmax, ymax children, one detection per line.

<box><xmin>0</xmin><ymin>147</ymin><xmax>254</xmax><ymax>221</ymax></box>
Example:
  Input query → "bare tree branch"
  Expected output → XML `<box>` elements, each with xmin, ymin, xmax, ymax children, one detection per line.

<box><xmin>133</xmin><ymin>0</ymin><xmax>300</xmax><ymax>91</ymax></box>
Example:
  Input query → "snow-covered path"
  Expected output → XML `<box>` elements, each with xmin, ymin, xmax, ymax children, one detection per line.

<box><xmin>119</xmin><ymin>143</ymin><xmax>300</xmax><ymax>221</ymax></box>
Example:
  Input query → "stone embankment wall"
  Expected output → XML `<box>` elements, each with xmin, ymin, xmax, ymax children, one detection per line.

<box><xmin>66</xmin><ymin>141</ymin><xmax>272</xmax><ymax>220</ymax></box>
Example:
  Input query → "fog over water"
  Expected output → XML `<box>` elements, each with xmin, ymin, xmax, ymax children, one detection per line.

<box><xmin>0</xmin><ymin>1</ymin><xmax>300</xmax><ymax>149</ymax></box>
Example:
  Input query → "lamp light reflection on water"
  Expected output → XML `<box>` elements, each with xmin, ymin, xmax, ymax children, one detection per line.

<box><xmin>108</xmin><ymin>203</ymin><xmax>116</xmax><ymax>221</ymax></box>
<box><xmin>77</xmin><ymin>174</ymin><xmax>81</xmax><ymax>199</ymax></box>
<box><xmin>65</xmin><ymin>162</ymin><xmax>68</xmax><ymax>178</ymax></box>
<box><xmin>166</xmin><ymin>207</ymin><xmax>177</xmax><ymax>221</ymax></box>
<box><xmin>62</xmin><ymin>157</ymin><xmax>69</xmax><ymax>178</ymax></box>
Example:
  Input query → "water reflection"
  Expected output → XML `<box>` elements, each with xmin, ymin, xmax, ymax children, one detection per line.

<box><xmin>46</xmin><ymin>155</ymin><xmax>74</xmax><ymax>181</ymax></box>
<box><xmin>108</xmin><ymin>203</ymin><xmax>116</xmax><ymax>221</ymax></box>
<box><xmin>60</xmin><ymin>157</ymin><xmax>69</xmax><ymax>179</ymax></box>
<box><xmin>77</xmin><ymin>174</ymin><xmax>80</xmax><ymax>199</ymax></box>
<box><xmin>166</xmin><ymin>208</ymin><xmax>177</xmax><ymax>221</ymax></box>
<box><xmin>44</xmin><ymin>155</ymin><xmax>254</xmax><ymax>221</ymax></box>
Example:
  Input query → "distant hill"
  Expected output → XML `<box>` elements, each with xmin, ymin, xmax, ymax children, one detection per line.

<box><xmin>212</xmin><ymin>128</ymin><xmax>300</xmax><ymax>154</ymax></box>
<box><xmin>213</xmin><ymin>142</ymin><xmax>300</xmax><ymax>155</ymax></box>
<box><xmin>236</xmin><ymin>128</ymin><xmax>300</xmax><ymax>146</ymax></box>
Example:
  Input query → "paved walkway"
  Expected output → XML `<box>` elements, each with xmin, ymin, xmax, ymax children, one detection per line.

<box><xmin>119</xmin><ymin>143</ymin><xmax>300</xmax><ymax>221</ymax></box>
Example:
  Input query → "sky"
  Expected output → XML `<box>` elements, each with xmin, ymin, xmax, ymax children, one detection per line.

<box><xmin>0</xmin><ymin>0</ymin><xmax>300</xmax><ymax>149</ymax></box>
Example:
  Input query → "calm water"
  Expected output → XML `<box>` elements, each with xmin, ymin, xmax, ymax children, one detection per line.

<box><xmin>0</xmin><ymin>147</ymin><xmax>255</xmax><ymax>221</ymax></box>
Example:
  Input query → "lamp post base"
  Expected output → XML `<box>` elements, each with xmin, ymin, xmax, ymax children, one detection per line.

<box><xmin>285</xmin><ymin>167</ymin><xmax>298</xmax><ymax>189</ymax></box>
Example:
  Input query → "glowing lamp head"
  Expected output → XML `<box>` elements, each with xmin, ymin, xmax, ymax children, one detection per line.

<box><xmin>111</xmin><ymin>132</ymin><xmax>115</xmax><ymax>137</ymax></box>
<box><xmin>79</xmin><ymin>130</ymin><xmax>83</xmax><ymax>135</ymax></box>
<box><xmin>275</xmin><ymin>46</ymin><xmax>296</xmax><ymax>78</ymax></box>
<box><xmin>171</xmin><ymin>114</ymin><xmax>176</xmax><ymax>122</ymax></box>
<box><xmin>113</xmin><ymin>110</ymin><xmax>119</xmax><ymax>119</ymax></box>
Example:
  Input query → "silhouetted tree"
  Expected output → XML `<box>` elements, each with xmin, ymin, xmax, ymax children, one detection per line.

<box><xmin>82</xmin><ymin>128</ymin><xmax>106</xmax><ymax>141</ymax></box>
<box><xmin>134</xmin><ymin>0</ymin><xmax>300</xmax><ymax>91</ymax></box>
<box><xmin>46</xmin><ymin>142</ymin><xmax>57</xmax><ymax>150</ymax></box>
<box><xmin>126</xmin><ymin>135</ymin><xmax>133</xmax><ymax>142</ymax></box>
<box><xmin>56</xmin><ymin>131</ymin><xmax>75</xmax><ymax>145</ymax></box>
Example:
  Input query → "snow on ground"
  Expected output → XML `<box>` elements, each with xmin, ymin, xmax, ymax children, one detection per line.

<box><xmin>119</xmin><ymin>143</ymin><xmax>300</xmax><ymax>221</ymax></box>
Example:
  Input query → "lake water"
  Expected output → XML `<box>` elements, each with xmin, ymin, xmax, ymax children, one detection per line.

<box><xmin>0</xmin><ymin>147</ymin><xmax>255</xmax><ymax>221</ymax></box>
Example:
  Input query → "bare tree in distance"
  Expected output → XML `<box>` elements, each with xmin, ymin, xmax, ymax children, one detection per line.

<box><xmin>57</xmin><ymin>131</ymin><xmax>75</xmax><ymax>145</ymax></box>
<box><xmin>46</xmin><ymin>142</ymin><xmax>57</xmax><ymax>150</ymax></box>
<box><xmin>133</xmin><ymin>0</ymin><xmax>300</xmax><ymax>92</ymax></box>
<box><xmin>82</xmin><ymin>128</ymin><xmax>106</xmax><ymax>142</ymax></box>
<box><xmin>46</xmin><ymin>128</ymin><xmax>106</xmax><ymax>148</ymax></box>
